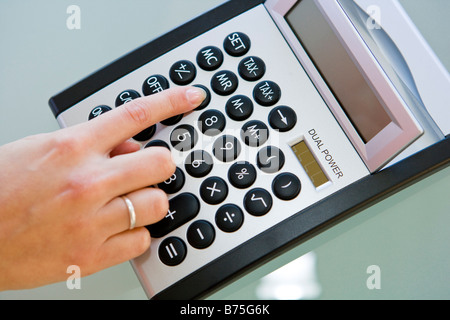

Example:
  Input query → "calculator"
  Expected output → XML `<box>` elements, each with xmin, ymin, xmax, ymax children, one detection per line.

<box><xmin>49</xmin><ymin>0</ymin><xmax>450</xmax><ymax>299</ymax></box>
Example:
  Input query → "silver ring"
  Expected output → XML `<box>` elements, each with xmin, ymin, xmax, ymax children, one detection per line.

<box><xmin>121</xmin><ymin>196</ymin><xmax>136</xmax><ymax>230</ymax></box>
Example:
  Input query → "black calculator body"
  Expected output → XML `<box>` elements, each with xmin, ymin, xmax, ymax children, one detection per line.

<box><xmin>49</xmin><ymin>0</ymin><xmax>450</xmax><ymax>299</ymax></box>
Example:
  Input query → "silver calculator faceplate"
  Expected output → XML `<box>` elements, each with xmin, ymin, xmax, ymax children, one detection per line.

<box><xmin>57</xmin><ymin>5</ymin><xmax>369</xmax><ymax>297</ymax></box>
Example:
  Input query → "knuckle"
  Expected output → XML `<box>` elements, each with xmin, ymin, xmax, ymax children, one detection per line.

<box><xmin>63</xmin><ymin>171</ymin><xmax>99</xmax><ymax>201</ymax></box>
<box><xmin>52</xmin><ymin>133</ymin><xmax>84</xmax><ymax>157</ymax></box>
<box><xmin>122</xmin><ymin>99</ymin><xmax>151</xmax><ymax>126</ymax></box>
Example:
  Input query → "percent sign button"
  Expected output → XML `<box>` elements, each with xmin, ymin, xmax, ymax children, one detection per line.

<box><xmin>228</xmin><ymin>161</ymin><xmax>256</xmax><ymax>189</ymax></box>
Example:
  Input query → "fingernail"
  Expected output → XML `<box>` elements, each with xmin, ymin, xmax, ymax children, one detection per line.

<box><xmin>186</xmin><ymin>86</ymin><xmax>207</xmax><ymax>106</ymax></box>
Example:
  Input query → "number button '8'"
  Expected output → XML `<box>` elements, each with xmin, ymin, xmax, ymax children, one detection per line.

<box><xmin>198</xmin><ymin>109</ymin><xmax>226</xmax><ymax>136</ymax></box>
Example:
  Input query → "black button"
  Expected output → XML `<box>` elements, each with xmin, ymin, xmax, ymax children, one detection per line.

<box><xmin>244</xmin><ymin>188</ymin><xmax>273</xmax><ymax>217</ymax></box>
<box><xmin>213</xmin><ymin>135</ymin><xmax>241</xmax><ymax>162</ymax></box>
<box><xmin>193</xmin><ymin>84</ymin><xmax>211</xmax><ymax>111</ymax></box>
<box><xmin>272</xmin><ymin>172</ymin><xmax>301</xmax><ymax>200</ymax></box>
<box><xmin>115</xmin><ymin>89</ymin><xmax>141</xmax><ymax>107</ymax></box>
<box><xmin>185</xmin><ymin>150</ymin><xmax>213</xmax><ymax>178</ymax></box>
<box><xmin>238</xmin><ymin>56</ymin><xmax>266</xmax><ymax>81</ymax></box>
<box><xmin>161</xmin><ymin>114</ymin><xmax>183</xmax><ymax>126</ymax></box>
<box><xmin>169</xmin><ymin>60</ymin><xmax>196</xmax><ymax>85</ymax></box>
<box><xmin>200</xmin><ymin>177</ymin><xmax>228</xmax><ymax>205</ymax></box>
<box><xmin>269</xmin><ymin>106</ymin><xmax>297</xmax><ymax>132</ymax></box>
<box><xmin>211</xmin><ymin>70</ymin><xmax>239</xmax><ymax>96</ymax></box>
<box><xmin>215</xmin><ymin>204</ymin><xmax>244</xmax><ymax>233</ymax></box>
<box><xmin>170</xmin><ymin>124</ymin><xmax>198</xmax><ymax>151</ymax></box>
<box><xmin>253</xmin><ymin>81</ymin><xmax>281</xmax><ymax>107</ymax></box>
<box><xmin>225</xmin><ymin>95</ymin><xmax>254</xmax><ymax>121</ymax></box>
<box><xmin>187</xmin><ymin>220</ymin><xmax>215</xmax><ymax>249</ymax></box>
<box><xmin>224</xmin><ymin>32</ymin><xmax>251</xmax><ymax>57</ymax></box>
<box><xmin>257</xmin><ymin>146</ymin><xmax>285</xmax><ymax>174</ymax></box>
<box><xmin>197</xmin><ymin>46</ymin><xmax>224</xmax><ymax>71</ymax></box>
<box><xmin>142</xmin><ymin>74</ymin><xmax>169</xmax><ymax>96</ymax></box>
<box><xmin>158</xmin><ymin>237</ymin><xmax>186</xmax><ymax>266</ymax></box>
<box><xmin>241</xmin><ymin>120</ymin><xmax>269</xmax><ymax>147</ymax></box>
<box><xmin>198</xmin><ymin>109</ymin><xmax>226</xmax><ymax>136</ymax></box>
<box><xmin>132</xmin><ymin>125</ymin><xmax>156</xmax><ymax>142</ymax></box>
<box><xmin>144</xmin><ymin>139</ymin><xmax>170</xmax><ymax>150</ymax></box>
<box><xmin>158</xmin><ymin>167</ymin><xmax>185</xmax><ymax>195</ymax></box>
<box><xmin>88</xmin><ymin>105</ymin><xmax>111</xmax><ymax>120</ymax></box>
<box><xmin>147</xmin><ymin>193</ymin><xmax>200</xmax><ymax>238</ymax></box>
<box><xmin>228</xmin><ymin>161</ymin><xmax>257</xmax><ymax>189</ymax></box>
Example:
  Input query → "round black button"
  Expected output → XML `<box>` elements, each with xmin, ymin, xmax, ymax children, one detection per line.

<box><xmin>225</xmin><ymin>95</ymin><xmax>254</xmax><ymax>121</ymax></box>
<box><xmin>213</xmin><ymin>135</ymin><xmax>241</xmax><ymax>162</ymax></box>
<box><xmin>244</xmin><ymin>188</ymin><xmax>273</xmax><ymax>217</ymax></box>
<box><xmin>147</xmin><ymin>193</ymin><xmax>200</xmax><ymax>238</ymax></box>
<box><xmin>170</xmin><ymin>124</ymin><xmax>198</xmax><ymax>151</ymax></box>
<box><xmin>115</xmin><ymin>89</ymin><xmax>141</xmax><ymax>107</ymax></box>
<box><xmin>88</xmin><ymin>105</ymin><xmax>112</xmax><ymax>120</ymax></box>
<box><xmin>200</xmin><ymin>176</ymin><xmax>228</xmax><ymax>205</ymax></box>
<box><xmin>169</xmin><ymin>60</ymin><xmax>196</xmax><ymax>85</ymax></box>
<box><xmin>224</xmin><ymin>32</ymin><xmax>251</xmax><ymax>57</ymax></box>
<box><xmin>253</xmin><ymin>81</ymin><xmax>281</xmax><ymax>107</ymax></box>
<box><xmin>241</xmin><ymin>120</ymin><xmax>269</xmax><ymax>147</ymax></box>
<box><xmin>198</xmin><ymin>109</ymin><xmax>226</xmax><ymax>136</ymax></box>
<box><xmin>238</xmin><ymin>56</ymin><xmax>266</xmax><ymax>81</ymax></box>
<box><xmin>144</xmin><ymin>139</ymin><xmax>170</xmax><ymax>150</ymax></box>
<box><xmin>158</xmin><ymin>167</ymin><xmax>185</xmax><ymax>195</ymax></box>
<box><xmin>193</xmin><ymin>84</ymin><xmax>211</xmax><ymax>111</ymax></box>
<box><xmin>257</xmin><ymin>146</ymin><xmax>285</xmax><ymax>174</ymax></box>
<box><xmin>269</xmin><ymin>106</ymin><xmax>297</xmax><ymax>132</ymax></box>
<box><xmin>142</xmin><ymin>74</ymin><xmax>169</xmax><ymax>96</ymax></box>
<box><xmin>158</xmin><ymin>237</ymin><xmax>187</xmax><ymax>266</ymax></box>
<box><xmin>161</xmin><ymin>114</ymin><xmax>183</xmax><ymax>126</ymax></box>
<box><xmin>197</xmin><ymin>46</ymin><xmax>224</xmax><ymax>71</ymax></box>
<box><xmin>215</xmin><ymin>204</ymin><xmax>244</xmax><ymax>233</ymax></box>
<box><xmin>187</xmin><ymin>220</ymin><xmax>215</xmax><ymax>249</ymax></box>
<box><xmin>228</xmin><ymin>161</ymin><xmax>257</xmax><ymax>189</ymax></box>
<box><xmin>211</xmin><ymin>70</ymin><xmax>239</xmax><ymax>96</ymax></box>
<box><xmin>132</xmin><ymin>125</ymin><xmax>156</xmax><ymax>142</ymax></box>
<box><xmin>272</xmin><ymin>172</ymin><xmax>301</xmax><ymax>200</ymax></box>
<box><xmin>185</xmin><ymin>150</ymin><xmax>213</xmax><ymax>178</ymax></box>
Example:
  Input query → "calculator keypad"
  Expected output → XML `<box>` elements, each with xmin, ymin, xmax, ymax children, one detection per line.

<box><xmin>86</xmin><ymin>31</ymin><xmax>302</xmax><ymax>267</ymax></box>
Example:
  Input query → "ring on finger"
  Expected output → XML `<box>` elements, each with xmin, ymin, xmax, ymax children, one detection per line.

<box><xmin>121</xmin><ymin>195</ymin><xmax>136</xmax><ymax>230</ymax></box>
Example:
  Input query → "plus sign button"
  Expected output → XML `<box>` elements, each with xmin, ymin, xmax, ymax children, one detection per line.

<box><xmin>146</xmin><ymin>193</ymin><xmax>200</xmax><ymax>238</ymax></box>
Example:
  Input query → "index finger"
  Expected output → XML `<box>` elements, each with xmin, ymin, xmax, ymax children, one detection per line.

<box><xmin>80</xmin><ymin>86</ymin><xmax>206</xmax><ymax>151</ymax></box>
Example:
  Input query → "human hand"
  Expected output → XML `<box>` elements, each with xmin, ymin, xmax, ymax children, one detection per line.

<box><xmin>0</xmin><ymin>86</ymin><xmax>206</xmax><ymax>291</ymax></box>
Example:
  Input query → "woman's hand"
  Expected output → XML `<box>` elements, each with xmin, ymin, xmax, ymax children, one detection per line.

<box><xmin>0</xmin><ymin>86</ymin><xmax>206</xmax><ymax>291</ymax></box>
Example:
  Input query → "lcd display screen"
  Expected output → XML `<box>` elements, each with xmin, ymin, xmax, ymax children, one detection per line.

<box><xmin>286</xmin><ymin>0</ymin><xmax>392</xmax><ymax>142</ymax></box>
